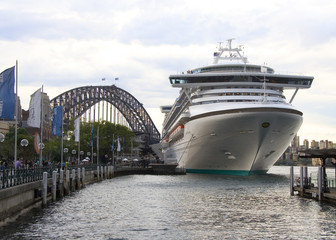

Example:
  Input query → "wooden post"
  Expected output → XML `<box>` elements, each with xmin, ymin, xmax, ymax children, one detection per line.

<box><xmin>77</xmin><ymin>167</ymin><xmax>81</xmax><ymax>189</ymax></box>
<box><xmin>303</xmin><ymin>166</ymin><xmax>308</xmax><ymax>188</ymax></box>
<box><xmin>300</xmin><ymin>166</ymin><xmax>304</xmax><ymax>196</ymax></box>
<box><xmin>42</xmin><ymin>172</ymin><xmax>48</xmax><ymax>206</ymax></box>
<box><xmin>97</xmin><ymin>166</ymin><xmax>100</xmax><ymax>182</ymax></box>
<box><xmin>65</xmin><ymin>170</ymin><xmax>70</xmax><ymax>195</ymax></box>
<box><xmin>52</xmin><ymin>171</ymin><xmax>57</xmax><ymax>201</ymax></box>
<box><xmin>82</xmin><ymin>167</ymin><xmax>85</xmax><ymax>187</ymax></box>
<box><xmin>71</xmin><ymin>169</ymin><xmax>75</xmax><ymax>191</ymax></box>
<box><xmin>318</xmin><ymin>166</ymin><xmax>323</xmax><ymax>201</ymax></box>
<box><xmin>290</xmin><ymin>166</ymin><xmax>294</xmax><ymax>196</ymax></box>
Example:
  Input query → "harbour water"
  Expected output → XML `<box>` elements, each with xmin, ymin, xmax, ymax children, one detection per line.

<box><xmin>1</xmin><ymin>166</ymin><xmax>336</xmax><ymax>239</ymax></box>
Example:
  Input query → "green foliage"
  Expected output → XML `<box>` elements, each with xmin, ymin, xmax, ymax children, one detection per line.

<box><xmin>0</xmin><ymin>121</ymin><xmax>138</xmax><ymax>165</ymax></box>
<box><xmin>0</xmin><ymin>126</ymin><xmax>36</xmax><ymax>163</ymax></box>
<box><xmin>44</xmin><ymin>120</ymin><xmax>138</xmax><ymax>164</ymax></box>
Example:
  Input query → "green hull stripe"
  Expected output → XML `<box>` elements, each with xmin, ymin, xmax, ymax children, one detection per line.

<box><xmin>186</xmin><ymin>169</ymin><xmax>268</xmax><ymax>176</ymax></box>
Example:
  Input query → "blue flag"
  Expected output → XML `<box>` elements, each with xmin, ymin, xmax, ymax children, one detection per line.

<box><xmin>0</xmin><ymin>66</ymin><xmax>15</xmax><ymax>120</ymax></box>
<box><xmin>52</xmin><ymin>106</ymin><xmax>62</xmax><ymax>136</ymax></box>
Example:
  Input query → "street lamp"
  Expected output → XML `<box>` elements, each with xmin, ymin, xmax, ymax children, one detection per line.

<box><xmin>20</xmin><ymin>139</ymin><xmax>29</xmax><ymax>165</ymax></box>
<box><xmin>63</xmin><ymin>148</ymin><xmax>68</xmax><ymax>168</ymax></box>
<box><xmin>93</xmin><ymin>153</ymin><xmax>97</xmax><ymax>164</ymax></box>
<box><xmin>72</xmin><ymin>149</ymin><xmax>76</xmax><ymax>165</ymax></box>
<box><xmin>38</xmin><ymin>142</ymin><xmax>44</xmax><ymax>150</ymax></box>
<box><xmin>80</xmin><ymin>151</ymin><xmax>84</xmax><ymax>165</ymax></box>
<box><xmin>0</xmin><ymin>133</ymin><xmax>5</xmax><ymax>143</ymax></box>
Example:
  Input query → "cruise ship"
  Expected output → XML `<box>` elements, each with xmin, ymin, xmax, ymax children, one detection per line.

<box><xmin>160</xmin><ymin>39</ymin><xmax>314</xmax><ymax>175</ymax></box>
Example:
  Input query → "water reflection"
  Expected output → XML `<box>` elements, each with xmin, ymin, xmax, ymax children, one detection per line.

<box><xmin>1</xmin><ymin>166</ymin><xmax>336</xmax><ymax>239</ymax></box>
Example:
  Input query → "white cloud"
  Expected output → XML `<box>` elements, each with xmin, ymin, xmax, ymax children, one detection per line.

<box><xmin>0</xmin><ymin>0</ymin><xmax>336</xmax><ymax>142</ymax></box>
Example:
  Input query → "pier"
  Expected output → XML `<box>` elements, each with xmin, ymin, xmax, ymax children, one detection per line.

<box><xmin>290</xmin><ymin>148</ymin><xmax>336</xmax><ymax>204</ymax></box>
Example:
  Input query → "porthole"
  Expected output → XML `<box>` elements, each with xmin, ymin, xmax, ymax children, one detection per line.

<box><xmin>262</xmin><ymin>122</ymin><xmax>270</xmax><ymax>128</ymax></box>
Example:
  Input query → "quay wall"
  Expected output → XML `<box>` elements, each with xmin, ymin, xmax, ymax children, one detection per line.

<box><xmin>0</xmin><ymin>166</ymin><xmax>114</xmax><ymax>227</ymax></box>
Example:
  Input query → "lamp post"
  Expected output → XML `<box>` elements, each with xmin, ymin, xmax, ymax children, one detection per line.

<box><xmin>93</xmin><ymin>153</ymin><xmax>97</xmax><ymax>164</ymax></box>
<box><xmin>38</xmin><ymin>143</ymin><xmax>45</xmax><ymax>166</ymax></box>
<box><xmin>80</xmin><ymin>151</ymin><xmax>84</xmax><ymax>164</ymax></box>
<box><xmin>20</xmin><ymin>139</ymin><xmax>28</xmax><ymax>167</ymax></box>
<box><xmin>63</xmin><ymin>148</ymin><xmax>68</xmax><ymax>169</ymax></box>
<box><xmin>87</xmin><ymin>152</ymin><xmax>91</xmax><ymax>163</ymax></box>
<box><xmin>72</xmin><ymin>149</ymin><xmax>76</xmax><ymax>165</ymax></box>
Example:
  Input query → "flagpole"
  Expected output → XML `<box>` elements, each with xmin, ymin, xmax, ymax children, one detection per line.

<box><xmin>78</xmin><ymin>120</ymin><xmax>80</xmax><ymax>165</ymax></box>
<box><xmin>112</xmin><ymin>134</ymin><xmax>114</xmax><ymax>166</ymax></box>
<box><xmin>14</xmin><ymin>60</ymin><xmax>18</xmax><ymax>169</ymax></box>
<box><xmin>61</xmin><ymin>108</ymin><xmax>64</xmax><ymax>169</ymax></box>
<box><xmin>90</xmin><ymin>124</ymin><xmax>93</xmax><ymax>164</ymax></box>
<box><xmin>97</xmin><ymin>125</ymin><xmax>99</xmax><ymax>165</ymax></box>
<box><xmin>39</xmin><ymin>86</ymin><xmax>43</xmax><ymax>166</ymax></box>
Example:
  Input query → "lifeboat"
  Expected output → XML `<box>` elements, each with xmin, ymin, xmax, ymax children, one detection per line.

<box><xmin>161</xmin><ymin>138</ymin><xmax>169</xmax><ymax>148</ymax></box>
<box><xmin>168</xmin><ymin>125</ymin><xmax>184</xmax><ymax>142</ymax></box>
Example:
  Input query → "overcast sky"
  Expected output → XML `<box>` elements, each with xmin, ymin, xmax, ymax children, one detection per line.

<box><xmin>1</xmin><ymin>0</ymin><xmax>335</xmax><ymax>143</ymax></box>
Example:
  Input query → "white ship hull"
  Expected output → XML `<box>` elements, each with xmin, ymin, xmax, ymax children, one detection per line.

<box><xmin>164</xmin><ymin>106</ymin><xmax>302</xmax><ymax>175</ymax></box>
<box><xmin>161</xmin><ymin>40</ymin><xmax>313</xmax><ymax>175</ymax></box>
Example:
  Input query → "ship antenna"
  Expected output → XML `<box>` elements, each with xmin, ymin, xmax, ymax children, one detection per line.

<box><xmin>227</xmin><ymin>38</ymin><xmax>235</xmax><ymax>50</ymax></box>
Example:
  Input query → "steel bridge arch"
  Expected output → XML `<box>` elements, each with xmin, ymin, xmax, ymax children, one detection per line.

<box><xmin>50</xmin><ymin>85</ymin><xmax>160</xmax><ymax>144</ymax></box>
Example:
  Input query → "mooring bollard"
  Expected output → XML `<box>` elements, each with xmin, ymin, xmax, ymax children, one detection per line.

<box><xmin>42</xmin><ymin>172</ymin><xmax>48</xmax><ymax>206</ymax></box>
<box><xmin>82</xmin><ymin>167</ymin><xmax>85</xmax><ymax>187</ymax></box>
<box><xmin>77</xmin><ymin>168</ymin><xmax>81</xmax><ymax>189</ymax></box>
<box><xmin>71</xmin><ymin>169</ymin><xmax>76</xmax><ymax>191</ymax></box>
<box><xmin>65</xmin><ymin>170</ymin><xmax>70</xmax><ymax>195</ymax></box>
<box><xmin>290</xmin><ymin>166</ymin><xmax>294</xmax><ymax>196</ymax></box>
<box><xmin>52</xmin><ymin>171</ymin><xmax>57</xmax><ymax>201</ymax></box>
<box><xmin>59</xmin><ymin>169</ymin><xmax>64</xmax><ymax>197</ymax></box>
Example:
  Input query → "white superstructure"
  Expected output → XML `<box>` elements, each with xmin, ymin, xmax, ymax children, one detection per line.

<box><xmin>161</xmin><ymin>39</ymin><xmax>314</xmax><ymax>175</ymax></box>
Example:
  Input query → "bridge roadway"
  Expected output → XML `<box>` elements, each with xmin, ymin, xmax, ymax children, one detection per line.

<box><xmin>0</xmin><ymin>164</ymin><xmax>184</xmax><ymax>226</ymax></box>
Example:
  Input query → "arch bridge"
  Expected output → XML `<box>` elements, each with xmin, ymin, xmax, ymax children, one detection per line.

<box><xmin>50</xmin><ymin>85</ymin><xmax>161</xmax><ymax>147</ymax></box>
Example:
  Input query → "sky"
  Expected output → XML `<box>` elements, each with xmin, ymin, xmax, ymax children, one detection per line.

<box><xmin>0</xmin><ymin>0</ymin><xmax>336</xmax><ymax>144</ymax></box>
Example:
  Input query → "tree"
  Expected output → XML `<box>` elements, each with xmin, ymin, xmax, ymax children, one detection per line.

<box><xmin>0</xmin><ymin>126</ymin><xmax>36</xmax><ymax>165</ymax></box>
<box><xmin>43</xmin><ymin>120</ymin><xmax>138</xmax><ymax>165</ymax></box>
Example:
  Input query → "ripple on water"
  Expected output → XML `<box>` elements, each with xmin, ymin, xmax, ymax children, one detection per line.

<box><xmin>1</xmin><ymin>167</ymin><xmax>336</xmax><ymax>239</ymax></box>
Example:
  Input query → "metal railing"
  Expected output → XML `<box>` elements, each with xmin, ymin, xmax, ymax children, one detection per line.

<box><xmin>0</xmin><ymin>164</ymin><xmax>106</xmax><ymax>190</ymax></box>
<box><xmin>310</xmin><ymin>172</ymin><xmax>336</xmax><ymax>188</ymax></box>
